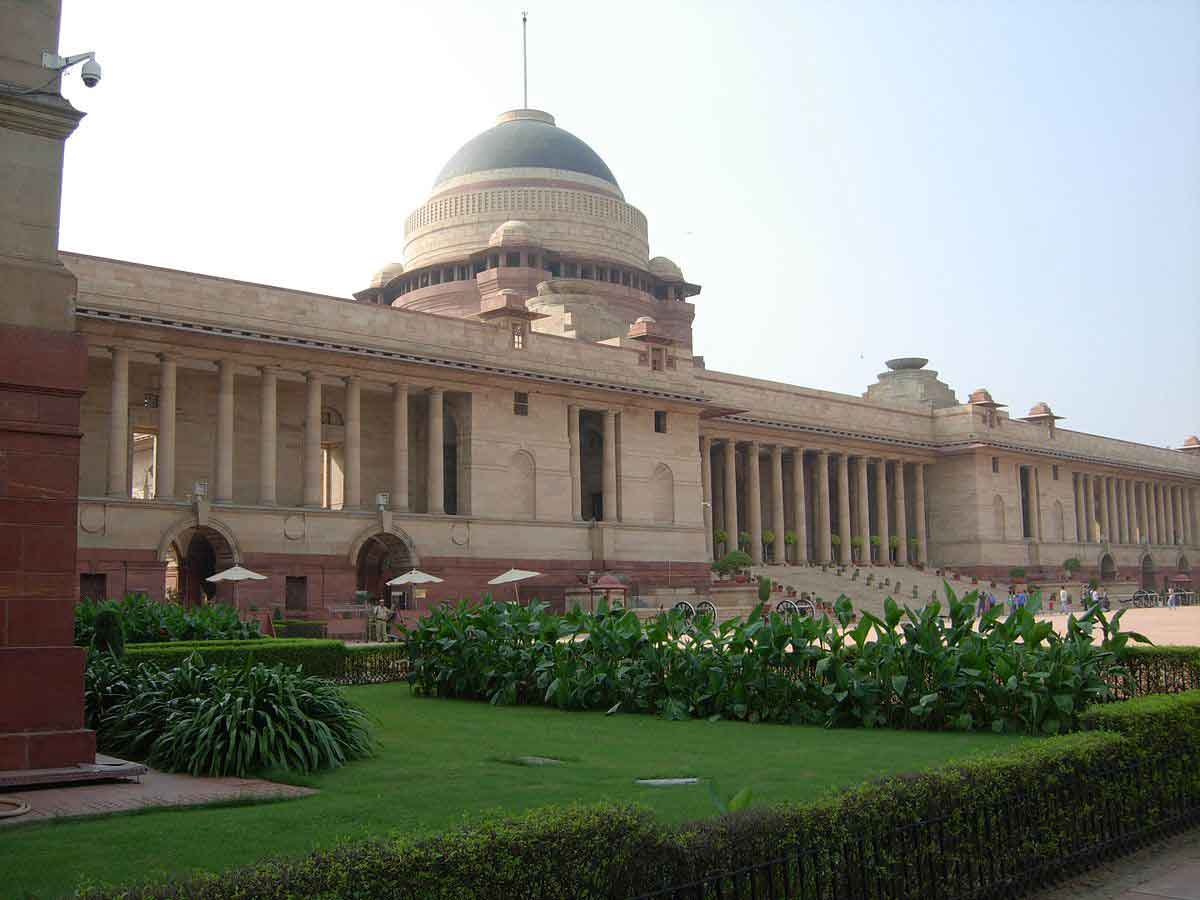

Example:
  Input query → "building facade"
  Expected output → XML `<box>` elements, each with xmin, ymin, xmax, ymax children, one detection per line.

<box><xmin>69</xmin><ymin>108</ymin><xmax>1200</xmax><ymax>621</ymax></box>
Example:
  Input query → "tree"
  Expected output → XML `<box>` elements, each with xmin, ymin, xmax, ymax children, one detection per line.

<box><xmin>888</xmin><ymin>534</ymin><xmax>900</xmax><ymax>561</ymax></box>
<box><xmin>762</xmin><ymin>530</ymin><xmax>776</xmax><ymax>562</ymax></box>
<box><xmin>850</xmin><ymin>535</ymin><xmax>864</xmax><ymax>562</ymax></box>
<box><xmin>1063</xmin><ymin>557</ymin><xmax>1081</xmax><ymax>576</ymax></box>
<box><xmin>712</xmin><ymin>550</ymin><xmax>753</xmax><ymax>578</ymax></box>
<box><xmin>713</xmin><ymin>529</ymin><xmax>728</xmax><ymax>553</ymax></box>
<box><xmin>738</xmin><ymin>531</ymin><xmax>752</xmax><ymax>551</ymax></box>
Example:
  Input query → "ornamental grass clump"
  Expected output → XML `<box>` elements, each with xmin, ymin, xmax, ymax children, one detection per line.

<box><xmin>75</xmin><ymin>593</ymin><xmax>260</xmax><ymax>645</ymax></box>
<box><xmin>86</xmin><ymin>653</ymin><xmax>372</xmax><ymax>776</ymax></box>
<box><xmin>404</xmin><ymin>586</ymin><xmax>1144</xmax><ymax>735</ymax></box>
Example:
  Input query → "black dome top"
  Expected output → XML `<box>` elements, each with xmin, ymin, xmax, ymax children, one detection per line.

<box><xmin>434</xmin><ymin>110</ymin><xmax>619</xmax><ymax>190</ymax></box>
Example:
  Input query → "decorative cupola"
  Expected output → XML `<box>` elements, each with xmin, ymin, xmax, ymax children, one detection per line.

<box><xmin>968</xmin><ymin>388</ymin><xmax>1006</xmax><ymax>429</ymax></box>
<box><xmin>1021</xmin><ymin>401</ymin><xmax>1064</xmax><ymax>438</ymax></box>
<box><xmin>627</xmin><ymin>316</ymin><xmax>676</xmax><ymax>372</ymax></box>
<box><xmin>353</xmin><ymin>261</ymin><xmax>405</xmax><ymax>304</ymax></box>
<box><xmin>1180</xmin><ymin>435</ymin><xmax>1200</xmax><ymax>457</ymax></box>
<box><xmin>647</xmin><ymin>256</ymin><xmax>701</xmax><ymax>301</ymax></box>
<box><xmin>475</xmin><ymin>288</ymin><xmax>546</xmax><ymax>351</ymax></box>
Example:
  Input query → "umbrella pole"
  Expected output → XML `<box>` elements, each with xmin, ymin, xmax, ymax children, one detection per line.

<box><xmin>515</xmin><ymin>583</ymin><xmax>521</xmax><ymax>605</ymax></box>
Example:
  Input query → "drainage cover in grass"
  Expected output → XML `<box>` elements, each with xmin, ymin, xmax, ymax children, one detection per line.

<box><xmin>492</xmin><ymin>755</ymin><xmax>567</xmax><ymax>767</ymax></box>
<box><xmin>635</xmin><ymin>777</ymin><xmax>699</xmax><ymax>786</ymax></box>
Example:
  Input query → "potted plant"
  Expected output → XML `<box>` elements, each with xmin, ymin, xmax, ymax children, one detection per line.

<box><xmin>870</xmin><ymin>534</ymin><xmax>881</xmax><ymax>563</ymax></box>
<box><xmin>784</xmin><ymin>530</ymin><xmax>798</xmax><ymax>564</ymax></box>
<box><xmin>831</xmin><ymin>534</ymin><xmax>841</xmax><ymax>561</ymax></box>
<box><xmin>1009</xmin><ymin>566</ymin><xmax>1026</xmax><ymax>583</ymax></box>
<box><xmin>850</xmin><ymin>535</ymin><xmax>864</xmax><ymax>563</ymax></box>
<box><xmin>712</xmin><ymin>550</ymin><xmax>753</xmax><ymax>582</ymax></box>
<box><xmin>1063</xmin><ymin>557</ymin><xmax>1081</xmax><ymax>579</ymax></box>
<box><xmin>713</xmin><ymin>529</ymin><xmax>729</xmax><ymax>556</ymax></box>
<box><xmin>888</xmin><ymin>534</ymin><xmax>900</xmax><ymax>563</ymax></box>
<box><xmin>762</xmin><ymin>530</ymin><xmax>776</xmax><ymax>563</ymax></box>
<box><xmin>908</xmin><ymin>537</ymin><xmax>920</xmax><ymax>566</ymax></box>
<box><xmin>738</xmin><ymin>531</ymin><xmax>752</xmax><ymax>553</ymax></box>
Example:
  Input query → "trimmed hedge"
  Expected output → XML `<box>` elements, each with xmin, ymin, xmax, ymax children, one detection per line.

<box><xmin>124</xmin><ymin>639</ymin><xmax>407</xmax><ymax>685</ymax></box>
<box><xmin>1113</xmin><ymin>645</ymin><xmax>1200</xmax><ymax>699</ymax></box>
<box><xmin>275</xmin><ymin>619</ymin><xmax>328</xmax><ymax>639</ymax></box>
<box><xmin>82</xmin><ymin>693</ymin><xmax>1200</xmax><ymax>900</ymax></box>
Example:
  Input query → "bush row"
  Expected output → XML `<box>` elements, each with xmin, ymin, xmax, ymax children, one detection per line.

<box><xmin>76</xmin><ymin>594</ymin><xmax>260</xmax><ymax>644</ymax></box>
<box><xmin>406</xmin><ymin>589</ymin><xmax>1140</xmax><ymax>734</ymax></box>
<box><xmin>85</xmin><ymin>690</ymin><xmax>1200</xmax><ymax>899</ymax></box>
<box><xmin>123</xmin><ymin>638</ymin><xmax>408</xmax><ymax>684</ymax></box>
<box><xmin>85</xmin><ymin>653</ymin><xmax>373</xmax><ymax>777</ymax></box>
<box><xmin>1112</xmin><ymin>645</ymin><xmax>1200</xmax><ymax>699</ymax></box>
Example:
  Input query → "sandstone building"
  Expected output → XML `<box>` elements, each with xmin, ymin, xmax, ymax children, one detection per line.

<box><xmin>67</xmin><ymin>108</ymin><xmax>1199</xmax><ymax>622</ymax></box>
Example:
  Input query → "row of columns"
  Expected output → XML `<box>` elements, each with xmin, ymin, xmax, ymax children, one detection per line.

<box><xmin>700</xmin><ymin>437</ymin><xmax>927</xmax><ymax>567</ymax></box>
<box><xmin>1072</xmin><ymin>471</ymin><xmax>1196</xmax><ymax>547</ymax></box>
<box><xmin>105</xmin><ymin>349</ymin><xmax>443</xmax><ymax>513</ymax></box>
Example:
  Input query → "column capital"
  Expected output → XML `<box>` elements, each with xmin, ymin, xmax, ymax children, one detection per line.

<box><xmin>258</xmin><ymin>364</ymin><xmax>280</xmax><ymax>377</ymax></box>
<box><xmin>344</xmin><ymin>374</ymin><xmax>361</xmax><ymax>386</ymax></box>
<box><xmin>304</xmin><ymin>369</ymin><xmax>322</xmax><ymax>381</ymax></box>
<box><xmin>393</xmin><ymin>380</ymin><xmax>409</xmax><ymax>392</ymax></box>
<box><xmin>157</xmin><ymin>351</ymin><xmax>179</xmax><ymax>364</ymax></box>
<box><xmin>428</xmin><ymin>385</ymin><xmax>444</xmax><ymax>396</ymax></box>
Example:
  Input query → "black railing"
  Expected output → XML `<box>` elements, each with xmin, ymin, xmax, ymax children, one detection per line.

<box><xmin>632</xmin><ymin>752</ymin><xmax>1200</xmax><ymax>900</ymax></box>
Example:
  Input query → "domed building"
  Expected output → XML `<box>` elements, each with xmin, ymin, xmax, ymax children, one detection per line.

<box><xmin>354</xmin><ymin>109</ymin><xmax>700</xmax><ymax>345</ymax></box>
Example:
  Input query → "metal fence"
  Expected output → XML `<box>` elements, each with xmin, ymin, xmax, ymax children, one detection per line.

<box><xmin>632</xmin><ymin>752</ymin><xmax>1200</xmax><ymax>900</ymax></box>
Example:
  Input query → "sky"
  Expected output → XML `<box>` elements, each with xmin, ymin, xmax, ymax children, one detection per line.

<box><xmin>56</xmin><ymin>1</ymin><xmax>1199</xmax><ymax>448</ymax></box>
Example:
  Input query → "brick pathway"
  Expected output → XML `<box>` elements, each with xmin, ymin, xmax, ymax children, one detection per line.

<box><xmin>0</xmin><ymin>761</ymin><xmax>314</xmax><ymax>825</ymax></box>
<box><xmin>1031</xmin><ymin>829</ymin><xmax>1200</xmax><ymax>900</ymax></box>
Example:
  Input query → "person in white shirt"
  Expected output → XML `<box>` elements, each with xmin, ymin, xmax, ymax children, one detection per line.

<box><xmin>1059</xmin><ymin>587</ymin><xmax>1070</xmax><ymax>615</ymax></box>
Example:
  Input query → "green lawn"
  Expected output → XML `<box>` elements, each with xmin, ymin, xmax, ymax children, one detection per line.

<box><xmin>1</xmin><ymin>685</ymin><xmax>1028</xmax><ymax>898</ymax></box>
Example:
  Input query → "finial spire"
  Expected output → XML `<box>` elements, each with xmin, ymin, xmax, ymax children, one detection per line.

<box><xmin>521</xmin><ymin>10</ymin><xmax>528</xmax><ymax>108</ymax></box>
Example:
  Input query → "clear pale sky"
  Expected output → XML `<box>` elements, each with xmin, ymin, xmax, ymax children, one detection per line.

<box><xmin>57</xmin><ymin>1</ymin><xmax>1198</xmax><ymax>448</ymax></box>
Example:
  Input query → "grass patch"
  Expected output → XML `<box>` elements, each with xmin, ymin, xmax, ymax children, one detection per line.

<box><xmin>0</xmin><ymin>684</ymin><xmax>1027</xmax><ymax>898</ymax></box>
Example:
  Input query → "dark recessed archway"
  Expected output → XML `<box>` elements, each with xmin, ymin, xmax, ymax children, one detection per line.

<box><xmin>356</xmin><ymin>532</ymin><xmax>415</xmax><ymax>602</ymax></box>
<box><xmin>1098</xmin><ymin>553</ymin><xmax>1117</xmax><ymax>583</ymax></box>
<box><xmin>174</xmin><ymin>526</ymin><xmax>236</xmax><ymax>608</ymax></box>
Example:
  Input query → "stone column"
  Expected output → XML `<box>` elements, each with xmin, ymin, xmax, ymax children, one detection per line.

<box><xmin>893</xmin><ymin>460</ymin><xmax>908</xmax><ymax>564</ymax></box>
<box><xmin>790</xmin><ymin>449</ymin><xmax>808</xmax><ymax>563</ymax></box>
<box><xmin>1183</xmin><ymin>487</ymin><xmax>1194</xmax><ymax>547</ymax></box>
<box><xmin>1106</xmin><ymin>477</ymin><xmax>1116</xmax><ymax>543</ymax></box>
<box><xmin>1033</xmin><ymin>467</ymin><xmax>1043</xmax><ymax>542</ymax></box>
<box><xmin>257</xmin><ymin>367</ymin><xmax>277</xmax><ymax>505</ymax></box>
<box><xmin>816</xmin><ymin>450</ymin><xmax>832</xmax><ymax>563</ymax></box>
<box><xmin>1170</xmin><ymin>486</ymin><xmax>1181</xmax><ymax>545</ymax></box>
<box><xmin>391</xmin><ymin>383</ymin><xmax>409</xmax><ymax>511</ymax></box>
<box><xmin>723</xmin><ymin>439</ymin><xmax>738</xmax><ymax>550</ymax></box>
<box><xmin>1136</xmin><ymin>482</ymin><xmax>1147</xmax><ymax>544</ymax></box>
<box><xmin>770</xmin><ymin>444</ymin><xmax>785</xmax><ymax>564</ymax></box>
<box><xmin>107</xmin><ymin>347</ymin><xmax>129</xmax><ymax>497</ymax></box>
<box><xmin>601</xmin><ymin>408</ymin><xmax>618</xmax><ymax>522</ymax></box>
<box><xmin>914</xmin><ymin>463</ymin><xmax>928</xmax><ymax>564</ymax></box>
<box><xmin>856</xmin><ymin>456</ymin><xmax>871</xmax><ymax>563</ymax></box>
<box><xmin>836</xmin><ymin>453</ymin><xmax>851</xmax><ymax>565</ymax></box>
<box><xmin>1124</xmin><ymin>480</ymin><xmax>1134</xmax><ymax>545</ymax></box>
<box><xmin>568</xmin><ymin>405</ymin><xmax>582</xmax><ymax>522</ymax></box>
<box><xmin>1083</xmin><ymin>474</ymin><xmax>1095</xmax><ymax>542</ymax></box>
<box><xmin>701</xmin><ymin>436</ymin><xmax>714</xmax><ymax>560</ymax></box>
<box><xmin>1115</xmin><ymin>479</ymin><xmax>1126</xmax><ymax>544</ymax></box>
<box><xmin>214</xmin><ymin>359</ymin><xmax>235</xmax><ymax>503</ymax></box>
<box><xmin>303</xmin><ymin>372</ymin><xmax>323</xmax><ymax>507</ymax></box>
<box><xmin>1098</xmin><ymin>476</ymin><xmax>1111</xmax><ymax>544</ymax></box>
<box><xmin>1080</xmin><ymin>475</ymin><xmax>1089</xmax><ymax>547</ymax></box>
<box><xmin>747</xmin><ymin>441</ymin><xmax>763</xmax><ymax>565</ymax></box>
<box><xmin>875</xmin><ymin>458</ymin><xmax>890</xmax><ymax>562</ymax></box>
<box><xmin>428</xmin><ymin>387</ymin><xmax>445</xmax><ymax>515</ymax></box>
<box><xmin>156</xmin><ymin>354</ymin><xmax>177</xmax><ymax>500</ymax></box>
<box><xmin>1150</xmin><ymin>483</ymin><xmax>1161</xmax><ymax>544</ymax></box>
<box><xmin>343</xmin><ymin>376</ymin><xmax>361</xmax><ymax>510</ymax></box>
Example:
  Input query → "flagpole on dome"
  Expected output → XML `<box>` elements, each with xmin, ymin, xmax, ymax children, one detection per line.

<box><xmin>521</xmin><ymin>10</ymin><xmax>529</xmax><ymax>109</ymax></box>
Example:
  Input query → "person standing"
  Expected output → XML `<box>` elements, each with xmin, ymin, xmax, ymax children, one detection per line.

<box><xmin>1058</xmin><ymin>586</ymin><xmax>1069</xmax><ymax>616</ymax></box>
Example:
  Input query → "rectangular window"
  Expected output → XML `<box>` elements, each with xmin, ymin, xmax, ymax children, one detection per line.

<box><xmin>513</xmin><ymin>391</ymin><xmax>529</xmax><ymax>416</ymax></box>
<box><xmin>505</xmin><ymin>252</ymin><xmax>521</xmax><ymax>267</ymax></box>
<box><xmin>285</xmin><ymin>577</ymin><xmax>308</xmax><ymax>612</ymax></box>
<box><xmin>131</xmin><ymin>431</ymin><xmax>157</xmax><ymax>499</ymax></box>
<box><xmin>143</xmin><ymin>392</ymin><xmax>159</xmax><ymax>409</ymax></box>
<box><xmin>391</xmin><ymin>590</ymin><xmax>409</xmax><ymax>611</ymax></box>
<box><xmin>80</xmin><ymin>573</ymin><xmax>107</xmax><ymax>602</ymax></box>
<box><xmin>1052</xmin><ymin>464</ymin><xmax>1059</xmax><ymax>480</ymax></box>
<box><xmin>991</xmin><ymin>457</ymin><xmax>1000</xmax><ymax>474</ymax></box>
<box><xmin>511</xmin><ymin>323</ymin><xmax>526</xmax><ymax>350</ymax></box>
<box><xmin>651</xmin><ymin>348</ymin><xmax>664</xmax><ymax>371</ymax></box>
<box><xmin>654</xmin><ymin>411</ymin><xmax>668</xmax><ymax>433</ymax></box>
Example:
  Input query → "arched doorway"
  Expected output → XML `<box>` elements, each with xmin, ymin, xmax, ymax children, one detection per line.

<box><xmin>173</xmin><ymin>526</ymin><xmax>237</xmax><ymax>608</ymax></box>
<box><xmin>1098</xmin><ymin>553</ymin><xmax>1116</xmax><ymax>583</ymax></box>
<box><xmin>355</xmin><ymin>532</ymin><xmax>415</xmax><ymax>605</ymax></box>
<box><xmin>1140</xmin><ymin>554</ymin><xmax>1155</xmax><ymax>591</ymax></box>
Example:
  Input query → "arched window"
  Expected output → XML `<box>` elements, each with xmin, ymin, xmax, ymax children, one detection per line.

<box><xmin>651</xmin><ymin>463</ymin><xmax>675</xmax><ymax>524</ymax></box>
<box><xmin>321</xmin><ymin>407</ymin><xmax>343</xmax><ymax>426</ymax></box>
<box><xmin>507</xmin><ymin>450</ymin><xmax>535</xmax><ymax>520</ymax></box>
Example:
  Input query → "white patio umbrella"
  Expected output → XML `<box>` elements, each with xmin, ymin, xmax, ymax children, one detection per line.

<box><xmin>386</xmin><ymin>568</ymin><xmax>444</xmax><ymax>586</ymax></box>
<box><xmin>487</xmin><ymin>568</ymin><xmax>542</xmax><ymax>604</ymax></box>
<box><xmin>205</xmin><ymin>565</ymin><xmax>267</xmax><ymax>610</ymax></box>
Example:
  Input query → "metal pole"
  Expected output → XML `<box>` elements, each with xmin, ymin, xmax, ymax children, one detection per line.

<box><xmin>522</xmin><ymin>10</ymin><xmax>528</xmax><ymax>108</ymax></box>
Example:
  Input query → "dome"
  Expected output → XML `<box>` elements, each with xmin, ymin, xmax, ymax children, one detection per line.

<box><xmin>434</xmin><ymin>109</ymin><xmax>619</xmax><ymax>190</ymax></box>
<box><xmin>1184</xmin><ymin>436</ymin><xmax>1200</xmax><ymax>448</ymax></box>
<box><xmin>969</xmin><ymin>388</ymin><xmax>995</xmax><ymax>404</ymax></box>
<box><xmin>369</xmin><ymin>262</ymin><xmax>405</xmax><ymax>289</ymax></box>
<box><xmin>634</xmin><ymin>316</ymin><xmax>657</xmax><ymax>324</ymax></box>
<box><xmin>1028</xmin><ymin>402</ymin><xmax>1054</xmax><ymax>417</ymax></box>
<box><xmin>488</xmin><ymin>220</ymin><xmax>540</xmax><ymax>248</ymax></box>
<box><xmin>885</xmin><ymin>357</ymin><xmax>928</xmax><ymax>371</ymax></box>
<box><xmin>648</xmin><ymin>256</ymin><xmax>684</xmax><ymax>281</ymax></box>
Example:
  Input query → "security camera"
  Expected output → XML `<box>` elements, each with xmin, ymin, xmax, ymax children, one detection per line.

<box><xmin>80</xmin><ymin>58</ymin><xmax>102</xmax><ymax>88</ymax></box>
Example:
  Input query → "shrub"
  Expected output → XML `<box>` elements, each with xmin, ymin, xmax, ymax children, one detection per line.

<box><xmin>76</xmin><ymin>593</ymin><xmax>260</xmax><ymax>645</ymax></box>
<box><xmin>92</xmin><ymin>608</ymin><xmax>124</xmax><ymax>656</ymax></box>
<box><xmin>756</xmin><ymin>576</ymin><xmax>772</xmax><ymax>604</ymax></box>
<box><xmin>275</xmin><ymin>619</ymin><xmax>328</xmax><ymax>639</ymax></box>
<box><xmin>711</xmin><ymin>550</ymin><xmax>752</xmax><ymax>577</ymax></box>
<box><xmin>1009</xmin><ymin>566</ymin><xmax>1026</xmax><ymax>580</ymax></box>
<box><xmin>1064</xmin><ymin>557</ymin><xmax>1082</xmax><ymax>575</ymax></box>
<box><xmin>405</xmin><ymin>588</ymin><xmax>1141</xmax><ymax>734</ymax></box>
<box><xmin>1082</xmin><ymin>689</ymin><xmax>1200</xmax><ymax>755</ymax></box>
<box><xmin>92</xmin><ymin>654</ymin><xmax>373</xmax><ymax>776</ymax></box>
<box><xmin>1110</xmin><ymin>645</ymin><xmax>1200</xmax><ymax>699</ymax></box>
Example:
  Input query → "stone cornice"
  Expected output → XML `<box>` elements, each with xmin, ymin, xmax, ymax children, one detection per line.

<box><xmin>75</xmin><ymin>306</ymin><xmax>711</xmax><ymax>406</ymax></box>
<box><xmin>0</xmin><ymin>89</ymin><xmax>84</xmax><ymax>140</ymax></box>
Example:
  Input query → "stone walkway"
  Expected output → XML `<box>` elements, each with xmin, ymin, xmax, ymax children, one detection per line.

<box><xmin>1031</xmin><ymin>828</ymin><xmax>1200</xmax><ymax>900</ymax></box>
<box><xmin>0</xmin><ymin>759</ymin><xmax>314</xmax><ymax>826</ymax></box>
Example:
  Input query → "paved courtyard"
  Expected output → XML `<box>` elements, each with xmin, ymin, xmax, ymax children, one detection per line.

<box><xmin>1044</xmin><ymin>606</ymin><xmax>1200</xmax><ymax>646</ymax></box>
<box><xmin>1033</xmin><ymin>828</ymin><xmax>1200</xmax><ymax>900</ymax></box>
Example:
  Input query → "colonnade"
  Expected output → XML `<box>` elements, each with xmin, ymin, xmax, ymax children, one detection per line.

<box><xmin>104</xmin><ymin>349</ymin><xmax>435</xmax><ymax>513</ymax></box>
<box><xmin>700</xmin><ymin>436</ymin><xmax>928</xmax><ymax>567</ymax></box>
<box><xmin>1071</xmin><ymin>471</ymin><xmax>1197</xmax><ymax>548</ymax></box>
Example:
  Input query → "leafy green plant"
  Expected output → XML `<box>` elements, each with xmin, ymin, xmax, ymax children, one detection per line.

<box><xmin>75</xmin><ymin>593</ymin><xmax>260</xmax><ymax>645</ymax></box>
<box><xmin>711</xmin><ymin>550</ymin><xmax>753</xmax><ymax>577</ymax></box>
<box><xmin>757</xmin><ymin>576</ymin><xmax>772</xmax><ymax>604</ymax></box>
<box><xmin>712</xmin><ymin>529</ymin><xmax>728</xmax><ymax>551</ymax></box>
<box><xmin>1009</xmin><ymin>567</ymin><xmax>1027</xmax><ymax>580</ymax></box>
<box><xmin>706</xmin><ymin>781</ymin><xmax>754</xmax><ymax>814</ymax></box>
<box><xmin>831</xmin><ymin>533</ymin><xmax>841</xmax><ymax>546</ymax></box>
<box><xmin>737</xmin><ymin>531</ymin><xmax>752</xmax><ymax>551</ymax></box>
<box><xmin>92</xmin><ymin>608</ymin><xmax>125</xmax><ymax>657</ymax></box>
<box><xmin>91</xmin><ymin>654</ymin><xmax>373</xmax><ymax>776</ymax></box>
<box><xmin>784</xmin><ymin>531</ymin><xmax>798</xmax><ymax>546</ymax></box>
